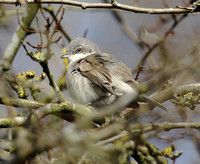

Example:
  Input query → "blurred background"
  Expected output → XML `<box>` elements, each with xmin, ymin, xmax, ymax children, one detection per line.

<box><xmin>1</xmin><ymin>0</ymin><xmax>200</xmax><ymax>163</ymax></box>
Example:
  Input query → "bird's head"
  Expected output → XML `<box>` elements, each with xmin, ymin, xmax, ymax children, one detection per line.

<box><xmin>61</xmin><ymin>37</ymin><xmax>100</xmax><ymax>63</ymax></box>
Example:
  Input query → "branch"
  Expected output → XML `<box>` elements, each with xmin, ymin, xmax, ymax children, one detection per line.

<box><xmin>31</xmin><ymin>101</ymin><xmax>93</xmax><ymax>122</ymax></box>
<box><xmin>99</xmin><ymin>122</ymin><xmax>200</xmax><ymax>145</ymax></box>
<box><xmin>0</xmin><ymin>117</ymin><xmax>26</xmax><ymax>128</ymax></box>
<box><xmin>0</xmin><ymin>84</ymin><xmax>199</xmax><ymax>122</ymax></box>
<box><xmin>0</xmin><ymin>0</ymin><xmax>194</xmax><ymax>14</ymax></box>
<box><xmin>151</xmin><ymin>83</ymin><xmax>200</xmax><ymax>104</ymax></box>
<box><xmin>0</xmin><ymin>84</ymin><xmax>199</xmax><ymax>125</ymax></box>
<box><xmin>0</xmin><ymin>96</ymin><xmax>45</xmax><ymax>109</ymax></box>
<box><xmin>0</xmin><ymin>96</ymin><xmax>93</xmax><ymax>119</ymax></box>
<box><xmin>40</xmin><ymin>62</ymin><xmax>65</xmax><ymax>102</ymax></box>
<box><xmin>130</xmin><ymin>122</ymin><xmax>200</xmax><ymax>133</ymax></box>
<box><xmin>0</xmin><ymin>4</ymin><xmax>40</xmax><ymax>73</ymax></box>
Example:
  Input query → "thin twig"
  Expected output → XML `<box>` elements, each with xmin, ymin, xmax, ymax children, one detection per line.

<box><xmin>0</xmin><ymin>0</ymin><xmax>194</xmax><ymax>14</ymax></box>
<box><xmin>49</xmin><ymin>4</ymin><xmax>63</xmax><ymax>26</ymax></box>
<box><xmin>135</xmin><ymin>65</ymin><xmax>143</xmax><ymax>81</ymax></box>
<box><xmin>50</xmin><ymin>7</ymin><xmax>65</xmax><ymax>40</ymax></box>
<box><xmin>42</xmin><ymin>6</ymin><xmax>71</xmax><ymax>42</ymax></box>
<box><xmin>103</xmin><ymin>0</ymin><xmax>141</xmax><ymax>48</ymax></box>
<box><xmin>137</xmin><ymin>14</ymin><xmax>187</xmax><ymax>70</ymax></box>
<box><xmin>83</xmin><ymin>29</ymin><xmax>88</xmax><ymax>38</ymax></box>
<box><xmin>36</xmin><ymin>16</ymin><xmax>43</xmax><ymax>52</ymax></box>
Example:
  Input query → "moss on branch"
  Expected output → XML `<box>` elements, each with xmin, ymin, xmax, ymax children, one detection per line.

<box><xmin>0</xmin><ymin>117</ymin><xmax>26</xmax><ymax>128</ymax></box>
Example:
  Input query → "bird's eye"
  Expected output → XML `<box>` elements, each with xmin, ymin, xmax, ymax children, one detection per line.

<box><xmin>76</xmin><ymin>48</ymin><xmax>82</xmax><ymax>53</ymax></box>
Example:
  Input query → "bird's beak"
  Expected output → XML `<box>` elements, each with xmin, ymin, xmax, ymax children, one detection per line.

<box><xmin>60</xmin><ymin>54</ymin><xmax>70</xmax><ymax>59</ymax></box>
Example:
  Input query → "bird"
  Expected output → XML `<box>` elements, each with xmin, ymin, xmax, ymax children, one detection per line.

<box><xmin>61</xmin><ymin>37</ymin><xmax>140</xmax><ymax>109</ymax></box>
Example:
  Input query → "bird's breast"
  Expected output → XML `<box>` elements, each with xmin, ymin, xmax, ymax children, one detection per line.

<box><xmin>66</xmin><ymin>67</ymin><xmax>104</xmax><ymax>105</ymax></box>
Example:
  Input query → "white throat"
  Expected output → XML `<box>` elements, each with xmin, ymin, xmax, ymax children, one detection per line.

<box><xmin>68</xmin><ymin>52</ymin><xmax>93</xmax><ymax>65</ymax></box>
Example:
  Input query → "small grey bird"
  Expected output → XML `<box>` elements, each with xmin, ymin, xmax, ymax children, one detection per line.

<box><xmin>61</xmin><ymin>37</ymin><xmax>139</xmax><ymax>109</ymax></box>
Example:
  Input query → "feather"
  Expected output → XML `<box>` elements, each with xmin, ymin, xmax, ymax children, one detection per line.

<box><xmin>78</xmin><ymin>54</ymin><xmax>114</xmax><ymax>94</ymax></box>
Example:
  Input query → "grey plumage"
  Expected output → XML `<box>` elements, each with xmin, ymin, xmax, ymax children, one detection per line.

<box><xmin>62</xmin><ymin>37</ymin><xmax>138</xmax><ymax>108</ymax></box>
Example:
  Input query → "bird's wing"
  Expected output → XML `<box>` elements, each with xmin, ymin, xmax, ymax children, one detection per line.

<box><xmin>96</xmin><ymin>53</ymin><xmax>139</xmax><ymax>89</ymax></box>
<box><xmin>78</xmin><ymin>53</ymin><xmax>114</xmax><ymax>94</ymax></box>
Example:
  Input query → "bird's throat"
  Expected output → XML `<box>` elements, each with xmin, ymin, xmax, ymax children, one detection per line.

<box><xmin>68</xmin><ymin>53</ymin><xmax>93</xmax><ymax>65</ymax></box>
